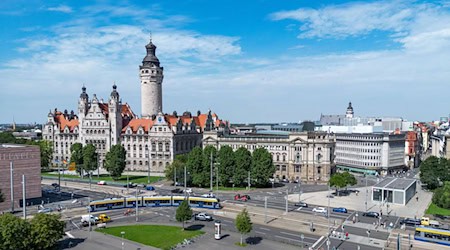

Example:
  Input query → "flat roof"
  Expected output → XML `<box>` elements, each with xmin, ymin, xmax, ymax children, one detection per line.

<box><xmin>374</xmin><ymin>177</ymin><xmax>416</xmax><ymax>190</ymax></box>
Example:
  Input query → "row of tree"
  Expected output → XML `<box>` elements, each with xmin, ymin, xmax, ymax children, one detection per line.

<box><xmin>0</xmin><ymin>213</ymin><xmax>65</xmax><ymax>250</ymax></box>
<box><xmin>165</xmin><ymin>146</ymin><xmax>276</xmax><ymax>188</ymax></box>
<box><xmin>175</xmin><ymin>200</ymin><xmax>252</xmax><ymax>245</ymax></box>
<box><xmin>70</xmin><ymin>143</ymin><xmax>127</xmax><ymax>180</ymax></box>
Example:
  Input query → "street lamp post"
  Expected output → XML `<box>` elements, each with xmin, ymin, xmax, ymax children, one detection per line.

<box><xmin>121</xmin><ymin>231</ymin><xmax>125</xmax><ymax>250</ymax></box>
<box><xmin>365</xmin><ymin>174</ymin><xmax>368</xmax><ymax>212</ymax></box>
<box><xmin>147</xmin><ymin>149</ymin><xmax>151</xmax><ymax>184</ymax></box>
<box><xmin>367</xmin><ymin>230</ymin><xmax>371</xmax><ymax>243</ymax></box>
<box><xmin>210</xmin><ymin>151</ymin><xmax>213</xmax><ymax>192</ymax></box>
<box><xmin>184</xmin><ymin>165</ymin><xmax>187</xmax><ymax>197</ymax></box>
<box><xmin>300</xmin><ymin>234</ymin><xmax>305</xmax><ymax>249</ymax></box>
<box><xmin>264</xmin><ymin>196</ymin><xmax>267</xmax><ymax>223</ymax></box>
<box><xmin>216</xmin><ymin>162</ymin><xmax>219</xmax><ymax>192</ymax></box>
<box><xmin>285</xmin><ymin>189</ymin><xmax>288</xmax><ymax>214</ymax></box>
<box><xmin>135</xmin><ymin>187</ymin><xmax>139</xmax><ymax>222</ymax></box>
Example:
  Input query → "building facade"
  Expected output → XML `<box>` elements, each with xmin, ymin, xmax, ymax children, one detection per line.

<box><xmin>43</xmin><ymin>40</ymin><xmax>226</xmax><ymax>174</ymax></box>
<box><xmin>335</xmin><ymin>133</ymin><xmax>406</xmax><ymax>176</ymax></box>
<box><xmin>202</xmin><ymin>131</ymin><xmax>335</xmax><ymax>184</ymax></box>
<box><xmin>0</xmin><ymin>144</ymin><xmax>41</xmax><ymax>212</ymax></box>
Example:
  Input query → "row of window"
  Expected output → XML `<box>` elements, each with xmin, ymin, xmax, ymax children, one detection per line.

<box><xmin>126</xmin><ymin>160</ymin><xmax>169</xmax><ymax>167</ymax></box>
<box><xmin>336</xmin><ymin>147</ymin><xmax>381</xmax><ymax>153</ymax></box>
<box><xmin>275</xmin><ymin>165</ymin><xmax>323</xmax><ymax>174</ymax></box>
<box><xmin>336</xmin><ymin>153</ymin><xmax>381</xmax><ymax>161</ymax></box>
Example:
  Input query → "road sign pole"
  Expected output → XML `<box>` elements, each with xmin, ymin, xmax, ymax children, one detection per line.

<box><xmin>285</xmin><ymin>189</ymin><xmax>288</xmax><ymax>214</ymax></box>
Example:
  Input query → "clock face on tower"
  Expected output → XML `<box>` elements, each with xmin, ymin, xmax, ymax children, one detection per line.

<box><xmin>158</xmin><ymin>116</ymin><xmax>162</xmax><ymax>123</ymax></box>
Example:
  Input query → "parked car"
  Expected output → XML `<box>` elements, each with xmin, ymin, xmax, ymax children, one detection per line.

<box><xmin>123</xmin><ymin>183</ymin><xmax>137</xmax><ymax>188</ymax></box>
<box><xmin>137</xmin><ymin>184</ymin><xmax>147</xmax><ymax>188</ymax></box>
<box><xmin>38</xmin><ymin>207</ymin><xmax>53</xmax><ymax>214</ymax></box>
<box><xmin>146</xmin><ymin>186</ymin><xmax>155</xmax><ymax>191</ymax></box>
<box><xmin>294</xmin><ymin>202</ymin><xmax>308</xmax><ymax>207</ymax></box>
<box><xmin>194</xmin><ymin>212</ymin><xmax>213</xmax><ymax>221</ymax></box>
<box><xmin>362</xmin><ymin>212</ymin><xmax>380</xmax><ymax>218</ymax></box>
<box><xmin>399</xmin><ymin>218</ymin><xmax>421</xmax><ymax>226</ymax></box>
<box><xmin>171</xmin><ymin>188</ymin><xmax>183</xmax><ymax>194</ymax></box>
<box><xmin>312</xmin><ymin>207</ymin><xmax>327</xmax><ymax>214</ymax></box>
<box><xmin>332</xmin><ymin>207</ymin><xmax>348</xmax><ymax>213</ymax></box>
<box><xmin>234</xmin><ymin>194</ymin><xmax>250</xmax><ymax>201</ymax></box>
<box><xmin>97</xmin><ymin>181</ymin><xmax>107</xmax><ymax>185</ymax></box>
<box><xmin>97</xmin><ymin>214</ymin><xmax>111</xmax><ymax>223</ymax></box>
<box><xmin>51</xmin><ymin>183</ymin><xmax>60</xmax><ymax>188</ymax></box>
<box><xmin>183</xmin><ymin>188</ymin><xmax>193</xmax><ymax>194</ymax></box>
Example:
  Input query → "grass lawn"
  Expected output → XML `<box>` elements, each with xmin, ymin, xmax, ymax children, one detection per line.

<box><xmin>42</xmin><ymin>172</ymin><xmax>161</xmax><ymax>184</ymax></box>
<box><xmin>96</xmin><ymin>225</ymin><xmax>204</xmax><ymax>250</ymax></box>
<box><xmin>426</xmin><ymin>203</ymin><xmax>450</xmax><ymax>216</ymax></box>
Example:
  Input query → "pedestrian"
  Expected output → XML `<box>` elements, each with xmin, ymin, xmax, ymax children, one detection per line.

<box><xmin>416</xmin><ymin>196</ymin><xmax>419</xmax><ymax>202</ymax></box>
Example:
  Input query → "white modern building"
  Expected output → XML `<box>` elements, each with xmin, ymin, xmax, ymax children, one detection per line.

<box><xmin>372</xmin><ymin>177</ymin><xmax>417</xmax><ymax>205</ymax></box>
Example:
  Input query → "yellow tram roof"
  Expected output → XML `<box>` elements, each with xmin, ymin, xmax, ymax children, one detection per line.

<box><xmin>416</xmin><ymin>226</ymin><xmax>450</xmax><ymax>236</ymax></box>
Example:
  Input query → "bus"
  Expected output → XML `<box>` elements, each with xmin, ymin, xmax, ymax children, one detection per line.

<box><xmin>415</xmin><ymin>226</ymin><xmax>450</xmax><ymax>246</ymax></box>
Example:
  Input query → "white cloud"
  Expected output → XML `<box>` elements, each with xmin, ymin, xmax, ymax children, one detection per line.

<box><xmin>270</xmin><ymin>1</ymin><xmax>415</xmax><ymax>39</ymax></box>
<box><xmin>47</xmin><ymin>5</ymin><xmax>72</xmax><ymax>13</ymax></box>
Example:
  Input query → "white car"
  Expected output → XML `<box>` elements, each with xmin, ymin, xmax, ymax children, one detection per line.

<box><xmin>184</xmin><ymin>188</ymin><xmax>192</xmax><ymax>194</ymax></box>
<box><xmin>201</xmin><ymin>193</ymin><xmax>215</xmax><ymax>198</ymax></box>
<box><xmin>312</xmin><ymin>207</ymin><xmax>327</xmax><ymax>214</ymax></box>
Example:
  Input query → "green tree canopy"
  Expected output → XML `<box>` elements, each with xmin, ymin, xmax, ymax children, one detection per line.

<box><xmin>233</xmin><ymin>147</ymin><xmax>252</xmax><ymax>187</ymax></box>
<box><xmin>82</xmin><ymin>144</ymin><xmax>98</xmax><ymax>173</ymax></box>
<box><xmin>329</xmin><ymin>171</ymin><xmax>357</xmax><ymax>195</ymax></box>
<box><xmin>29</xmin><ymin>213</ymin><xmax>65</xmax><ymax>250</ymax></box>
<box><xmin>235</xmin><ymin>208</ymin><xmax>252</xmax><ymax>245</ymax></box>
<box><xmin>0</xmin><ymin>132</ymin><xmax>16</xmax><ymax>143</ymax></box>
<box><xmin>186</xmin><ymin>147</ymin><xmax>204</xmax><ymax>187</ymax></box>
<box><xmin>420</xmin><ymin>156</ymin><xmax>450</xmax><ymax>190</ymax></box>
<box><xmin>175</xmin><ymin>200</ymin><xmax>193</xmax><ymax>230</ymax></box>
<box><xmin>104</xmin><ymin>144</ymin><xmax>127</xmax><ymax>180</ymax></box>
<box><xmin>251</xmin><ymin>148</ymin><xmax>275</xmax><ymax>187</ymax></box>
<box><xmin>0</xmin><ymin>213</ymin><xmax>31</xmax><ymax>250</ymax></box>
<box><xmin>70</xmin><ymin>143</ymin><xmax>84</xmax><ymax>175</ymax></box>
<box><xmin>165</xmin><ymin>159</ymin><xmax>184</xmax><ymax>183</ymax></box>
<box><xmin>37</xmin><ymin>140</ymin><xmax>53</xmax><ymax>170</ymax></box>
<box><xmin>432</xmin><ymin>181</ymin><xmax>450</xmax><ymax>209</ymax></box>
<box><xmin>217</xmin><ymin>145</ymin><xmax>235</xmax><ymax>187</ymax></box>
<box><xmin>202</xmin><ymin>146</ymin><xmax>217</xmax><ymax>189</ymax></box>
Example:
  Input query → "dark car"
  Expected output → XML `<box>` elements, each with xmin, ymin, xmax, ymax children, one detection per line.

<box><xmin>332</xmin><ymin>207</ymin><xmax>348</xmax><ymax>213</ymax></box>
<box><xmin>294</xmin><ymin>202</ymin><xmax>308</xmax><ymax>207</ymax></box>
<box><xmin>51</xmin><ymin>183</ymin><xmax>60</xmax><ymax>188</ymax></box>
<box><xmin>171</xmin><ymin>188</ymin><xmax>183</xmax><ymax>194</ymax></box>
<box><xmin>400</xmin><ymin>218</ymin><xmax>421</xmax><ymax>226</ymax></box>
<box><xmin>146</xmin><ymin>186</ymin><xmax>155</xmax><ymax>191</ymax></box>
<box><xmin>123</xmin><ymin>183</ymin><xmax>137</xmax><ymax>188</ymax></box>
<box><xmin>363</xmin><ymin>212</ymin><xmax>380</xmax><ymax>218</ymax></box>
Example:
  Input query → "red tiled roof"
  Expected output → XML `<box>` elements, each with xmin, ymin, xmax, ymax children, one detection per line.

<box><xmin>55</xmin><ymin>112</ymin><xmax>79</xmax><ymax>132</ymax></box>
<box><xmin>121</xmin><ymin>119</ymin><xmax>154</xmax><ymax>133</ymax></box>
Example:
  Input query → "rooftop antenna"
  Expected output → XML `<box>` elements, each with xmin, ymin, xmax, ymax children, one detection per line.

<box><xmin>149</xmin><ymin>31</ymin><xmax>152</xmax><ymax>42</ymax></box>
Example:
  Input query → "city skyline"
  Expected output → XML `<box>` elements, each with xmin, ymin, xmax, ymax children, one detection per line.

<box><xmin>1</xmin><ymin>0</ymin><xmax>450</xmax><ymax>124</ymax></box>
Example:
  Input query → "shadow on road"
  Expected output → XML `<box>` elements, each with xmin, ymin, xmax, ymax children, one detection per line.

<box><xmin>58</xmin><ymin>237</ymin><xmax>85</xmax><ymax>249</ymax></box>
<box><xmin>186</xmin><ymin>224</ymin><xmax>205</xmax><ymax>231</ymax></box>
<box><xmin>246</xmin><ymin>236</ymin><xmax>262</xmax><ymax>245</ymax></box>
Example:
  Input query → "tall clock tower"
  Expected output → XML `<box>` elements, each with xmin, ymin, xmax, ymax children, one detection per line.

<box><xmin>140</xmin><ymin>39</ymin><xmax>164</xmax><ymax>118</ymax></box>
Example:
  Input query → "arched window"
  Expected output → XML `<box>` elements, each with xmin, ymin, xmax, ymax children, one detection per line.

<box><xmin>151</xmin><ymin>142</ymin><xmax>156</xmax><ymax>151</ymax></box>
<box><xmin>133</xmin><ymin>145</ymin><xmax>136</xmax><ymax>150</ymax></box>
<box><xmin>139</xmin><ymin>161</ymin><xmax>142</xmax><ymax>166</ymax></box>
<box><xmin>133</xmin><ymin>160</ymin><xmax>137</xmax><ymax>165</ymax></box>
<box><xmin>158</xmin><ymin>142</ymin><xmax>163</xmax><ymax>151</ymax></box>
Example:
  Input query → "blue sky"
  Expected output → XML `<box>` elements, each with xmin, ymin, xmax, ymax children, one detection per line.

<box><xmin>1</xmin><ymin>0</ymin><xmax>450</xmax><ymax>124</ymax></box>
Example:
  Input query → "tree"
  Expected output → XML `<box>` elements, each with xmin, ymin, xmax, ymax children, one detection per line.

<box><xmin>104</xmin><ymin>145</ymin><xmax>127</xmax><ymax>180</ymax></box>
<box><xmin>329</xmin><ymin>171</ymin><xmax>357</xmax><ymax>195</ymax></box>
<box><xmin>235</xmin><ymin>208</ymin><xmax>252</xmax><ymax>245</ymax></box>
<box><xmin>0</xmin><ymin>213</ymin><xmax>31</xmax><ymax>250</ymax></box>
<box><xmin>217</xmin><ymin>145</ymin><xmax>235</xmax><ymax>187</ymax></box>
<box><xmin>202</xmin><ymin>146</ymin><xmax>217</xmax><ymax>189</ymax></box>
<box><xmin>175</xmin><ymin>200</ymin><xmax>193</xmax><ymax>230</ymax></box>
<box><xmin>341</xmin><ymin>171</ymin><xmax>357</xmax><ymax>190</ymax></box>
<box><xmin>0</xmin><ymin>132</ymin><xmax>16</xmax><ymax>143</ymax></box>
<box><xmin>251</xmin><ymin>148</ymin><xmax>275</xmax><ymax>187</ymax></box>
<box><xmin>165</xmin><ymin>159</ymin><xmax>184</xmax><ymax>183</ymax></box>
<box><xmin>29</xmin><ymin>213</ymin><xmax>65</xmax><ymax>250</ymax></box>
<box><xmin>420</xmin><ymin>156</ymin><xmax>450</xmax><ymax>190</ymax></box>
<box><xmin>82</xmin><ymin>144</ymin><xmax>98</xmax><ymax>173</ymax></box>
<box><xmin>186</xmin><ymin>147</ymin><xmax>204</xmax><ymax>187</ymax></box>
<box><xmin>37</xmin><ymin>140</ymin><xmax>53</xmax><ymax>170</ymax></box>
<box><xmin>432</xmin><ymin>181</ymin><xmax>450</xmax><ymax>209</ymax></box>
<box><xmin>233</xmin><ymin>147</ymin><xmax>252</xmax><ymax>187</ymax></box>
<box><xmin>70</xmin><ymin>143</ymin><xmax>84</xmax><ymax>176</ymax></box>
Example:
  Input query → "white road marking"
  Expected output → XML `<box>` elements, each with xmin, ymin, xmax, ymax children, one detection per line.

<box><xmin>260</xmin><ymin>227</ymin><xmax>271</xmax><ymax>231</ymax></box>
<box><xmin>65</xmin><ymin>232</ymin><xmax>75</xmax><ymax>239</ymax></box>
<box><xmin>223</xmin><ymin>219</ymin><xmax>233</xmax><ymax>224</ymax></box>
<box><xmin>280</xmin><ymin>231</ymin><xmax>318</xmax><ymax>241</ymax></box>
<box><xmin>255</xmin><ymin>231</ymin><xmax>266</xmax><ymax>235</ymax></box>
<box><xmin>275</xmin><ymin>235</ymin><xmax>301</xmax><ymax>242</ymax></box>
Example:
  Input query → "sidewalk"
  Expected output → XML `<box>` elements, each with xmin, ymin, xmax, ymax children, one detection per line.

<box><xmin>289</xmin><ymin>184</ymin><xmax>432</xmax><ymax>218</ymax></box>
